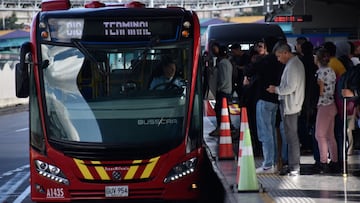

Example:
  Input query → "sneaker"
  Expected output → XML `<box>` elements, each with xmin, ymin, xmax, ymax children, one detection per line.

<box><xmin>312</xmin><ymin>162</ymin><xmax>321</xmax><ymax>174</ymax></box>
<box><xmin>278</xmin><ymin>165</ymin><xmax>300</xmax><ymax>176</ymax></box>
<box><xmin>209</xmin><ymin>128</ymin><xmax>219</xmax><ymax>137</ymax></box>
<box><xmin>319</xmin><ymin>163</ymin><xmax>329</xmax><ymax>174</ymax></box>
<box><xmin>278</xmin><ymin>165</ymin><xmax>289</xmax><ymax>176</ymax></box>
<box><xmin>256</xmin><ymin>166</ymin><xmax>277</xmax><ymax>174</ymax></box>
<box><xmin>289</xmin><ymin>170</ymin><xmax>300</xmax><ymax>176</ymax></box>
<box><xmin>328</xmin><ymin>161</ymin><xmax>341</xmax><ymax>174</ymax></box>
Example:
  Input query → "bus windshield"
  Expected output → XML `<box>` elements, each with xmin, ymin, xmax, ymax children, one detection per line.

<box><xmin>40</xmin><ymin>42</ymin><xmax>191</xmax><ymax>147</ymax></box>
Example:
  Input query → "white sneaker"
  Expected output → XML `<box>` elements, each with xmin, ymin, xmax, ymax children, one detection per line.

<box><xmin>289</xmin><ymin>170</ymin><xmax>300</xmax><ymax>176</ymax></box>
<box><xmin>256</xmin><ymin>166</ymin><xmax>277</xmax><ymax>174</ymax></box>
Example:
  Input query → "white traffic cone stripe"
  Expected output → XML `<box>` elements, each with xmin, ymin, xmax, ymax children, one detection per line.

<box><xmin>240</xmin><ymin>122</ymin><xmax>249</xmax><ymax>133</ymax></box>
<box><xmin>220</xmin><ymin>123</ymin><xmax>231</xmax><ymax>130</ymax></box>
<box><xmin>221</xmin><ymin>108</ymin><xmax>229</xmax><ymax>115</ymax></box>
<box><xmin>239</xmin><ymin>146</ymin><xmax>253</xmax><ymax>157</ymax></box>
<box><xmin>220</xmin><ymin>136</ymin><xmax>232</xmax><ymax>144</ymax></box>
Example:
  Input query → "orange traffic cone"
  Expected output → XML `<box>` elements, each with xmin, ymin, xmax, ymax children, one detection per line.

<box><xmin>236</xmin><ymin>107</ymin><xmax>259</xmax><ymax>192</ymax></box>
<box><xmin>218</xmin><ymin>97</ymin><xmax>234</xmax><ymax>160</ymax></box>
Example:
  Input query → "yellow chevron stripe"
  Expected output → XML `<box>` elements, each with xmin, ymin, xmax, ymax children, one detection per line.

<box><xmin>124</xmin><ymin>160</ymin><xmax>142</xmax><ymax>180</ymax></box>
<box><xmin>91</xmin><ymin>161</ymin><xmax>110</xmax><ymax>180</ymax></box>
<box><xmin>74</xmin><ymin>158</ymin><xmax>94</xmax><ymax>180</ymax></box>
<box><xmin>141</xmin><ymin>156</ymin><xmax>160</xmax><ymax>178</ymax></box>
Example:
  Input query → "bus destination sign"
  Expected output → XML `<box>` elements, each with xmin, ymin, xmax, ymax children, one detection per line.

<box><xmin>47</xmin><ymin>18</ymin><xmax>180</xmax><ymax>43</ymax></box>
<box><xmin>83</xmin><ymin>18</ymin><xmax>179</xmax><ymax>42</ymax></box>
<box><xmin>103</xmin><ymin>21</ymin><xmax>151</xmax><ymax>36</ymax></box>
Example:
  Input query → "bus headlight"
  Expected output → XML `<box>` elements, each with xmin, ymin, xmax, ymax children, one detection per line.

<box><xmin>35</xmin><ymin>160</ymin><xmax>69</xmax><ymax>185</ymax></box>
<box><xmin>164</xmin><ymin>158</ymin><xmax>197</xmax><ymax>183</ymax></box>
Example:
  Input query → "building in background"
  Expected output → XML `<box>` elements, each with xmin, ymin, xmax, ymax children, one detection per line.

<box><xmin>0</xmin><ymin>29</ymin><xmax>29</xmax><ymax>62</ymax></box>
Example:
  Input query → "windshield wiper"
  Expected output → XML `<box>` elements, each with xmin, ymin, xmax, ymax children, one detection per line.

<box><xmin>72</xmin><ymin>39</ymin><xmax>98</xmax><ymax>65</ymax></box>
<box><xmin>71</xmin><ymin>39</ymin><xmax>110</xmax><ymax>95</ymax></box>
<box><xmin>128</xmin><ymin>35</ymin><xmax>160</xmax><ymax>69</ymax></box>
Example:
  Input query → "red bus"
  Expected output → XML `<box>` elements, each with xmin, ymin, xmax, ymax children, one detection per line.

<box><xmin>15</xmin><ymin>0</ymin><xmax>204</xmax><ymax>202</ymax></box>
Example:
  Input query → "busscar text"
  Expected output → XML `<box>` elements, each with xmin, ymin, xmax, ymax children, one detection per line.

<box><xmin>138</xmin><ymin>118</ymin><xmax>178</xmax><ymax>126</ymax></box>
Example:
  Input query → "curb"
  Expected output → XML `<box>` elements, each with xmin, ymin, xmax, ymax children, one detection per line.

<box><xmin>0</xmin><ymin>103</ymin><xmax>29</xmax><ymax>115</ymax></box>
<box><xmin>204</xmin><ymin>144</ymin><xmax>238</xmax><ymax>203</ymax></box>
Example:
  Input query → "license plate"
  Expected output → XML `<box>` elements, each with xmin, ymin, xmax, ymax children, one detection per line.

<box><xmin>105</xmin><ymin>185</ymin><xmax>129</xmax><ymax>197</ymax></box>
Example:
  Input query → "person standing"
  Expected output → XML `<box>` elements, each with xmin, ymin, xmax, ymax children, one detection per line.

<box><xmin>322</xmin><ymin>41</ymin><xmax>346</xmax><ymax>169</ymax></box>
<box><xmin>295</xmin><ymin>36</ymin><xmax>308</xmax><ymax>56</ymax></box>
<box><xmin>323</xmin><ymin>41</ymin><xmax>346</xmax><ymax>77</ymax></box>
<box><xmin>209</xmin><ymin>45</ymin><xmax>233</xmax><ymax>136</ymax></box>
<box><xmin>267</xmin><ymin>42</ymin><xmax>305</xmax><ymax>176</ymax></box>
<box><xmin>314</xmin><ymin>48</ymin><xmax>339</xmax><ymax>173</ymax></box>
<box><xmin>298</xmin><ymin>41</ymin><xmax>321</xmax><ymax>171</ymax></box>
<box><xmin>346</xmin><ymin>41</ymin><xmax>360</xmax><ymax>155</ymax></box>
<box><xmin>229</xmin><ymin>43</ymin><xmax>250</xmax><ymax>106</ymax></box>
<box><xmin>350</xmin><ymin>41</ymin><xmax>360</xmax><ymax>66</ymax></box>
<box><xmin>244</xmin><ymin>37</ymin><xmax>283</xmax><ymax>173</ymax></box>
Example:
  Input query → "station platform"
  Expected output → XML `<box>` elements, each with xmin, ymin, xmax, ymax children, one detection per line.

<box><xmin>204</xmin><ymin>115</ymin><xmax>360</xmax><ymax>203</ymax></box>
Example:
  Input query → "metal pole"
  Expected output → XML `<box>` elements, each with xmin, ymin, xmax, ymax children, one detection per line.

<box><xmin>343</xmin><ymin>97</ymin><xmax>348</xmax><ymax>176</ymax></box>
<box><xmin>2</xmin><ymin>12</ymin><xmax>4</xmax><ymax>29</ymax></box>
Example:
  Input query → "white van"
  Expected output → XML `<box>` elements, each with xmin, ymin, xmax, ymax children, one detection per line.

<box><xmin>204</xmin><ymin>23</ymin><xmax>286</xmax><ymax>52</ymax></box>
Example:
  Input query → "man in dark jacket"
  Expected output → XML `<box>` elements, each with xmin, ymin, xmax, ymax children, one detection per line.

<box><xmin>244</xmin><ymin>37</ymin><xmax>284</xmax><ymax>173</ymax></box>
<box><xmin>297</xmin><ymin>41</ymin><xmax>321</xmax><ymax>172</ymax></box>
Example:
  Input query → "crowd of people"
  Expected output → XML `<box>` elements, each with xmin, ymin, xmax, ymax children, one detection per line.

<box><xmin>205</xmin><ymin>37</ymin><xmax>360</xmax><ymax>176</ymax></box>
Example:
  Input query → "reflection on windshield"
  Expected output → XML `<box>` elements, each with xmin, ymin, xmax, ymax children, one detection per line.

<box><xmin>41</xmin><ymin>43</ymin><xmax>191</xmax><ymax>147</ymax></box>
<box><xmin>42</xmin><ymin>45</ymin><xmax>102</xmax><ymax>142</ymax></box>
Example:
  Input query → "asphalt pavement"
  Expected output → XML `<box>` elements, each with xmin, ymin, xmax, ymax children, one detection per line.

<box><xmin>0</xmin><ymin>103</ymin><xmax>28</xmax><ymax>115</ymax></box>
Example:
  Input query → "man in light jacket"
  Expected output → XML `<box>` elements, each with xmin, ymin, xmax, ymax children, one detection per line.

<box><xmin>209</xmin><ymin>45</ymin><xmax>233</xmax><ymax>136</ymax></box>
<box><xmin>267</xmin><ymin>42</ymin><xmax>305</xmax><ymax>176</ymax></box>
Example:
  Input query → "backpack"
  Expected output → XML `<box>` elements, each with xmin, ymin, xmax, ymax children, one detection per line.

<box><xmin>336</xmin><ymin>64</ymin><xmax>360</xmax><ymax>116</ymax></box>
<box><xmin>337</xmin><ymin>64</ymin><xmax>360</xmax><ymax>99</ymax></box>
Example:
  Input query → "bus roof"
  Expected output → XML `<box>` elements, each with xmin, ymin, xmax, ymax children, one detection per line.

<box><xmin>205</xmin><ymin>23</ymin><xmax>285</xmax><ymax>49</ymax></box>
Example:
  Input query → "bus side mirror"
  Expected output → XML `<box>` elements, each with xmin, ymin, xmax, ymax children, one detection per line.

<box><xmin>15</xmin><ymin>42</ymin><xmax>31</xmax><ymax>98</ymax></box>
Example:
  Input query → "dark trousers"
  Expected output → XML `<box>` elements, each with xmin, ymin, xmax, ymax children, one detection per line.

<box><xmin>215</xmin><ymin>91</ymin><xmax>232</xmax><ymax>127</ymax></box>
<box><xmin>335</xmin><ymin>114</ymin><xmax>346</xmax><ymax>163</ymax></box>
<box><xmin>283</xmin><ymin>112</ymin><xmax>301</xmax><ymax>171</ymax></box>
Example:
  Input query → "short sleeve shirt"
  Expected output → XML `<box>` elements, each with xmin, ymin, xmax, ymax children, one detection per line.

<box><xmin>316</xmin><ymin>67</ymin><xmax>336</xmax><ymax>106</ymax></box>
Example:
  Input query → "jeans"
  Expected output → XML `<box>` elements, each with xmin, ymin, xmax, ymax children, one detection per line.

<box><xmin>256</xmin><ymin>100</ymin><xmax>278</xmax><ymax>168</ymax></box>
<box><xmin>279</xmin><ymin>121</ymin><xmax>288</xmax><ymax>165</ymax></box>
